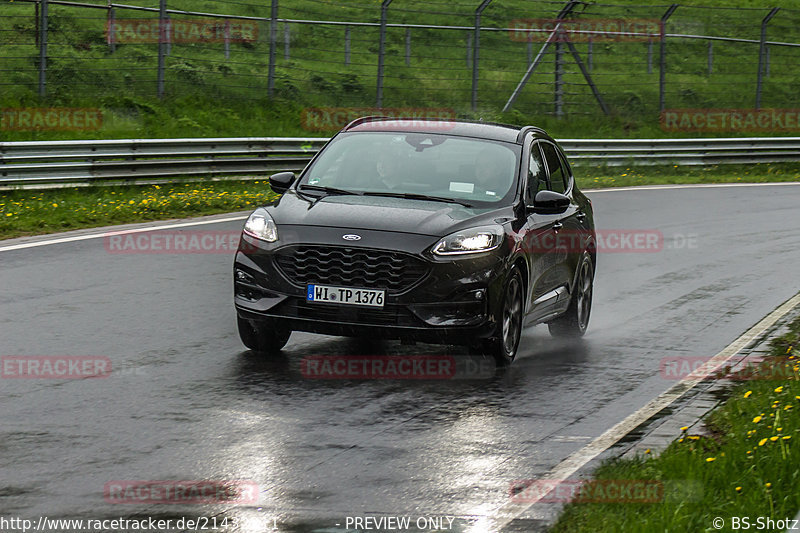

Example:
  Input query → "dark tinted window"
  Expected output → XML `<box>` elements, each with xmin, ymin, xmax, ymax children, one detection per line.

<box><xmin>541</xmin><ymin>142</ymin><xmax>566</xmax><ymax>194</ymax></box>
<box><xmin>526</xmin><ymin>142</ymin><xmax>547</xmax><ymax>202</ymax></box>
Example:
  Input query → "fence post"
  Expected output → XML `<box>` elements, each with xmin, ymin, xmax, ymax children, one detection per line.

<box><xmin>587</xmin><ymin>36</ymin><xmax>592</xmax><ymax>72</ymax></box>
<box><xmin>35</xmin><ymin>1</ymin><xmax>39</xmax><ymax>47</ymax></box>
<box><xmin>165</xmin><ymin>13</ymin><xmax>171</xmax><ymax>56</ymax></box>
<box><xmin>157</xmin><ymin>0</ymin><xmax>167</xmax><ymax>98</ymax></box>
<box><xmin>108</xmin><ymin>4</ymin><xmax>116</xmax><ymax>53</ymax></box>
<box><xmin>267</xmin><ymin>0</ymin><xmax>278</xmax><ymax>97</ymax></box>
<box><xmin>224</xmin><ymin>20</ymin><xmax>230</xmax><ymax>60</ymax></box>
<box><xmin>38</xmin><ymin>0</ymin><xmax>48</xmax><ymax>98</ymax></box>
<box><xmin>405</xmin><ymin>27</ymin><xmax>411</xmax><ymax>66</ymax></box>
<box><xmin>471</xmin><ymin>0</ymin><xmax>492</xmax><ymax>111</ymax></box>
<box><xmin>345</xmin><ymin>25</ymin><xmax>351</xmax><ymax>65</ymax></box>
<box><xmin>284</xmin><ymin>22</ymin><xmax>290</xmax><ymax>60</ymax></box>
<box><xmin>756</xmin><ymin>7</ymin><xmax>779</xmax><ymax>109</ymax></box>
<box><xmin>647</xmin><ymin>39</ymin><xmax>652</xmax><ymax>74</ymax></box>
<box><xmin>502</xmin><ymin>0</ymin><xmax>578</xmax><ymax>113</ymax></box>
<box><xmin>376</xmin><ymin>0</ymin><xmax>392</xmax><ymax>108</ymax></box>
<box><xmin>707</xmin><ymin>40</ymin><xmax>712</xmax><ymax>75</ymax></box>
<box><xmin>659</xmin><ymin>4</ymin><xmax>678</xmax><ymax>113</ymax></box>
<box><xmin>554</xmin><ymin>31</ymin><xmax>564</xmax><ymax>117</ymax></box>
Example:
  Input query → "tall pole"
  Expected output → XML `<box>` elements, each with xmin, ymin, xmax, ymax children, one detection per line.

<box><xmin>157</xmin><ymin>0</ymin><xmax>167</xmax><ymax>98</ymax></box>
<box><xmin>756</xmin><ymin>8</ymin><xmax>780</xmax><ymax>109</ymax></box>
<box><xmin>471</xmin><ymin>0</ymin><xmax>492</xmax><ymax>111</ymax></box>
<box><xmin>267</xmin><ymin>0</ymin><xmax>278</xmax><ymax>97</ymax></box>
<box><xmin>376</xmin><ymin>0</ymin><xmax>392</xmax><ymax>108</ymax></box>
<box><xmin>38</xmin><ymin>0</ymin><xmax>49</xmax><ymax>98</ymax></box>
<box><xmin>658</xmin><ymin>4</ymin><xmax>678</xmax><ymax>113</ymax></box>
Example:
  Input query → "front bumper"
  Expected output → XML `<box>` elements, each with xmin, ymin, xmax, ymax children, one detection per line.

<box><xmin>233</xmin><ymin>228</ymin><xmax>509</xmax><ymax>343</ymax></box>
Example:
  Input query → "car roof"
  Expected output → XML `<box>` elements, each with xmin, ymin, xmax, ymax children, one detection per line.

<box><xmin>342</xmin><ymin>116</ymin><xmax>550</xmax><ymax>145</ymax></box>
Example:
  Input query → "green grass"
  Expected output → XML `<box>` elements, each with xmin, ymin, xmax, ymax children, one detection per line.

<box><xmin>2</xmin><ymin>0</ymin><xmax>800</xmax><ymax>141</ymax></box>
<box><xmin>550</xmin><ymin>312</ymin><xmax>800</xmax><ymax>533</ymax></box>
<box><xmin>0</xmin><ymin>180</ymin><xmax>276</xmax><ymax>239</ymax></box>
<box><xmin>1</xmin><ymin>162</ymin><xmax>798</xmax><ymax>240</ymax></box>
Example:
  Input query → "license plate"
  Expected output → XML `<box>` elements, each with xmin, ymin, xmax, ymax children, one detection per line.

<box><xmin>306</xmin><ymin>284</ymin><xmax>385</xmax><ymax>308</ymax></box>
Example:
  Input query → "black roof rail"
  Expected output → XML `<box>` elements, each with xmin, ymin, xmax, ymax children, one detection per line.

<box><xmin>516</xmin><ymin>125</ymin><xmax>547</xmax><ymax>143</ymax></box>
<box><xmin>342</xmin><ymin>116</ymin><xmax>392</xmax><ymax>131</ymax></box>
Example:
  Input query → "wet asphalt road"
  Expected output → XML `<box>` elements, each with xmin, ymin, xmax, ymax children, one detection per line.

<box><xmin>1</xmin><ymin>184</ymin><xmax>800</xmax><ymax>532</ymax></box>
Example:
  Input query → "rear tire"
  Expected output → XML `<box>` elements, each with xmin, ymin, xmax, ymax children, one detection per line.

<box><xmin>237</xmin><ymin>316</ymin><xmax>291</xmax><ymax>354</ymax></box>
<box><xmin>548</xmin><ymin>253</ymin><xmax>593</xmax><ymax>338</ymax></box>
<box><xmin>483</xmin><ymin>269</ymin><xmax>524</xmax><ymax>366</ymax></box>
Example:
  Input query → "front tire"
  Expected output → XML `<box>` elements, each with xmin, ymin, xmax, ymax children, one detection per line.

<box><xmin>548</xmin><ymin>253</ymin><xmax>593</xmax><ymax>338</ymax></box>
<box><xmin>237</xmin><ymin>316</ymin><xmax>291</xmax><ymax>354</ymax></box>
<box><xmin>483</xmin><ymin>269</ymin><xmax>524</xmax><ymax>365</ymax></box>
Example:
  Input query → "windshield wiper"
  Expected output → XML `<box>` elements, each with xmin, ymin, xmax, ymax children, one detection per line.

<box><xmin>297</xmin><ymin>184</ymin><xmax>361</xmax><ymax>197</ymax></box>
<box><xmin>362</xmin><ymin>191</ymin><xmax>473</xmax><ymax>208</ymax></box>
<box><xmin>297</xmin><ymin>184</ymin><xmax>363</xmax><ymax>207</ymax></box>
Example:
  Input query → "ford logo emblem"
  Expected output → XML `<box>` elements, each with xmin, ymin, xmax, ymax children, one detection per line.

<box><xmin>342</xmin><ymin>234</ymin><xmax>362</xmax><ymax>241</ymax></box>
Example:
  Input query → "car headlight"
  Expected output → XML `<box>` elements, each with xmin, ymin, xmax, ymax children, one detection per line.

<box><xmin>432</xmin><ymin>225</ymin><xmax>504</xmax><ymax>256</ymax></box>
<box><xmin>243</xmin><ymin>208</ymin><xmax>278</xmax><ymax>242</ymax></box>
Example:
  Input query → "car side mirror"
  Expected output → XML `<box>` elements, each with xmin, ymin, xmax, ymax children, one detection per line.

<box><xmin>268</xmin><ymin>172</ymin><xmax>296</xmax><ymax>194</ymax></box>
<box><xmin>530</xmin><ymin>190</ymin><xmax>570</xmax><ymax>215</ymax></box>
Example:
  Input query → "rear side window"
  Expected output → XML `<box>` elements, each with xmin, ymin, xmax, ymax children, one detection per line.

<box><xmin>541</xmin><ymin>142</ymin><xmax>567</xmax><ymax>194</ymax></box>
<box><xmin>526</xmin><ymin>142</ymin><xmax>547</xmax><ymax>202</ymax></box>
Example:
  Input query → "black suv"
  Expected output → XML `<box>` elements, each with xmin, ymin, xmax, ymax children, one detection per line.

<box><xmin>234</xmin><ymin>117</ymin><xmax>595</xmax><ymax>364</ymax></box>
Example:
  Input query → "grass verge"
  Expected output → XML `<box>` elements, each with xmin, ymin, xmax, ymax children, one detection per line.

<box><xmin>550</xmin><ymin>311</ymin><xmax>800</xmax><ymax>532</ymax></box>
<box><xmin>0</xmin><ymin>180</ymin><xmax>276</xmax><ymax>240</ymax></box>
<box><xmin>1</xmin><ymin>163</ymin><xmax>798</xmax><ymax>240</ymax></box>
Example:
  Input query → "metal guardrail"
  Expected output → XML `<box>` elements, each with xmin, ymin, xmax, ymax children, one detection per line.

<box><xmin>2</xmin><ymin>136</ymin><xmax>800</xmax><ymax>189</ymax></box>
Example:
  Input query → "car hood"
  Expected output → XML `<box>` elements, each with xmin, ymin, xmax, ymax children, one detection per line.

<box><xmin>265</xmin><ymin>190</ymin><xmax>510</xmax><ymax>237</ymax></box>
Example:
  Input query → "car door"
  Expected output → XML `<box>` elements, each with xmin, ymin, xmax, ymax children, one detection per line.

<box><xmin>519</xmin><ymin>141</ymin><xmax>563</xmax><ymax>323</ymax></box>
<box><xmin>540</xmin><ymin>141</ymin><xmax>583</xmax><ymax>312</ymax></box>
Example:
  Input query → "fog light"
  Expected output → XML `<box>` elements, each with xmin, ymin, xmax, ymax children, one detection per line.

<box><xmin>474</xmin><ymin>290</ymin><xmax>485</xmax><ymax>300</ymax></box>
<box><xmin>235</xmin><ymin>269</ymin><xmax>255</xmax><ymax>283</ymax></box>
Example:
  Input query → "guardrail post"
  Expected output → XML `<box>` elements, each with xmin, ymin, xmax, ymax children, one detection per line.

<box><xmin>659</xmin><ymin>4</ymin><xmax>678</xmax><ymax>113</ymax></box>
<box><xmin>376</xmin><ymin>0</ymin><xmax>392</xmax><ymax>108</ymax></box>
<box><xmin>756</xmin><ymin>8</ymin><xmax>779</xmax><ymax>109</ymax></box>
<box><xmin>471</xmin><ymin>0</ymin><xmax>492</xmax><ymax>111</ymax></box>
<box><xmin>38</xmin><ymin>0</ymin><xmax>48</xmax><ymax>98</ymax></box>
<box><xmin>157</xmin><ymin>0</ymin><xmax>167</xmax><ymax>98</ymax></box>
<box><xmin>267</xmin><ymin>0</ymin><xmax>278</xmax><ymax>97</ymax></box>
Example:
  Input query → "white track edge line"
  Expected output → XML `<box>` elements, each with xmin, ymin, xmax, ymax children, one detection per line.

<box><xmin>472</xmin><ymin>291</ymin><xmax>800</xmax><ymax>532</ymax></box>
<box><xmin>0</xmin><ymin>215</ymin><xmax>248</xmax><ymax>253</ymax></box>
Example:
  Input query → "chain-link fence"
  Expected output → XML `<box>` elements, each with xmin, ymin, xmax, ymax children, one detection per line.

<box><xmin>3</xmin><ymin>0</ymin><xmax>800</xmax><ymax>125</ymax></box>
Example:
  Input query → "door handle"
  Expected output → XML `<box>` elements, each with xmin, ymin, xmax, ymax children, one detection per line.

<box><xmin>552</xmin><ymin>222</ymin><xmax>563</xmax><ymax>231</ymax></box>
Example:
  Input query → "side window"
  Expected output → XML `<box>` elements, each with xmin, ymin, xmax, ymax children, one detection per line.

<box><xmin>541</xmin><ymin>142</ymin><xmax>566</xmax><ymax>194</ymax></box>
<box><xmin>526</xmin><ymin>142</ymin><xmax>547</xmax><ymax>203</ymax></box>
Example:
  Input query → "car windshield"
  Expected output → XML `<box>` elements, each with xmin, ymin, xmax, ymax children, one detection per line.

<box><xmin>299</xmin><ymin>132</ymin><xmax>520</xmax><ymax>205</ymax></box>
